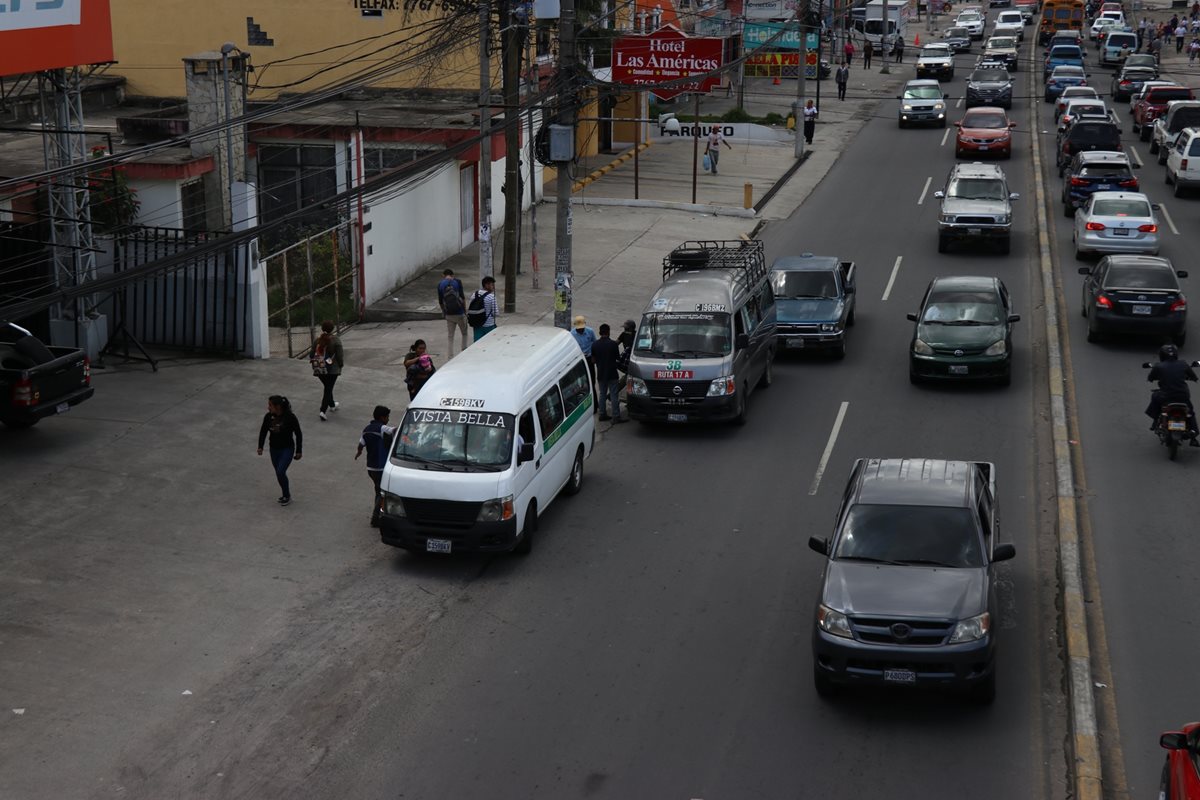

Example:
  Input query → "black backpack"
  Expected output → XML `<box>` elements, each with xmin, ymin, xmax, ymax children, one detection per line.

<box><xmin>443</xmin><ymin>281</ymin><xmax>463</xmax><ymax>314</ymax></box>
<box><xmin>467</xmin><ymin>290</ymin><xmax>490</xmax><ymax>328</ymax></box>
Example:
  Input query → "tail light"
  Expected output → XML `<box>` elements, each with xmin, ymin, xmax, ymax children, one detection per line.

<box><xmin>83</xmin><ymin>356</ymin><xmax>91</xmax><ymax>386</ymax></box>
<box><xmin>1096</xmin><ymin>295</ymin><xmax>1114</xmax><ymax>309</ymax></box>
<box><xmin>1168</xmin><ymin>405</ymin><xmax>1189</xmax><ymax>419</ymax></box>
<box><xmin>11</xmin><ymin>376</ymin><xmax>33</xmax><ymax>407</ymax></box>
<box><xmin>1119</xmin><ymin>178</ymin><xmax>1139</xmax><ymax>188</ymax></box>
<box><xmin>1138</xmin><ymin>223</ymin><xmax>1158</xmax><ymax>232</ymax></box>
<box><xmin>1120</xmin><ymin>80</ymin><xmax>1131</xmax><ymax>86</ymax></box>
<box><xmin>1085</xmin><ymin>221</ymin><xmax>1106</xmax><ymax>231</ymax></box>
<box><xmin>1170</xmin><ymin>298</ymin><xmax>1187</xmax><ymax>313</ymax></box>
<box><xmin>1182</xmin><ymin>159</ymin><xmax>1189</xmax><ymax>170</ymax></box>
<box><xmin>1070</xmin><ymin>177</ymin><xmax>1088</xmax><ymax>186</ymax></box>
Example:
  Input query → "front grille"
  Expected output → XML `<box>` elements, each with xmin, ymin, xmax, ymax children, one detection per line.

<box><xmin>402</xmin><ymin>497</ymin><xmax>481</xmax><ymax>528</ymax></box>
<box><xmin>954</xmin><ymin>215</ymin><xmax>998</xmax><ymax>224</ymax></box>
<box><xmin>778</xmin><ymin>324</ymin><xmax>820</xmax><ymax>334</ymax></box>
<box><xmin>645</xmin><ymin>379</ymin><xmax>709</xmax><ymax>398</ymax></box>
<box><xmin>845</xmin><ymin>659</ymin><xmax>958</xmax><ymax>677</ymax></box>
<box><xmin>851</xmin><ymin>616</ymin><xmax>954</xmax><ymax>645</ymax></box>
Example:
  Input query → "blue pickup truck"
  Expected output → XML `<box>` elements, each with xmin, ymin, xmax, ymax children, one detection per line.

<box><xmin>769</xmin><ymin>254</ymin><xmax>857</xmax><ymax>359</ymax></box>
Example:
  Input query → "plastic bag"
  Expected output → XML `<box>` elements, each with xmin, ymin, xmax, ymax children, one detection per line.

<box><xmin>702</xmin><ymin>153</ymin><xmax>712</xmax><ymax>172</ymax></box>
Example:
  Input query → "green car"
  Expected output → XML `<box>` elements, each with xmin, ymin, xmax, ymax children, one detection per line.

<box><xmin>907</xmin><ymin>276</ymin><xmax>1020</xmax><ymax>386</ymax></box>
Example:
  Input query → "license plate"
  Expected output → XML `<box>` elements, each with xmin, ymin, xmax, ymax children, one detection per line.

<box><xmin>978</xmin><ymin>145</ymin><xmax>989</xmax><ymax>151</ymax></box>
<box><xmin>949</xmin><ymin>364</ymin><xmax>969</xmax><ymax>375</ymax></box>
<box><xmin>55</xmin><ymin>402</ymin><xmax>70</xmax><ymax>414</ymax></box>
<box><xmin>786</xmin><ymin>338</ymin><xmax>806</xmax><ymax>349</ymax></box>
<box><xmin>1168</xmin><ymin>420</ymin><xmax>1188</xmax><ymax>431</ymax></box>
<box><xmin>1132</xmin><ymin>304</ymin><xmax>1152</xmax><ymax>315</ymax></box>
<box><xmin>1112</xmin><ymin>228</ymin><xmax>1130</xmax><ymax>236</ymax></box>
<box><xmin>1098</xmin><ymin>184</ymin><xmax>1112</xmax><ymax>190</ymax></box>
<box><xmin>654</xmin><ymin>370</ymin><xmax>693</xmax><ymax>379</ymax></box>
<box><xmin>884</xmin><ymin>669</ymin><xmax>916</xmax><ymax>684</ymax></box>
<box><xmin>967</xmin><ymin>227</ymin><xmax>982</xmax><ymax>235</ymax></box>
<box><xmin>426</xmin><ymin>538</ymin><xmax>452</xmax><ymax>553</ymax></box>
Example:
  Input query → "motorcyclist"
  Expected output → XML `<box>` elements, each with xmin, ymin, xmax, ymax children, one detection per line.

<box><xmin>1146</xmin><ymin>344</ymin><xmax>1199</xmax><ymax>445</ymax></box>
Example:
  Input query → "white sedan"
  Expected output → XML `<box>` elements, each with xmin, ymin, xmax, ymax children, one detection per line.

<box><xmin>1074</xmin><ymin>192</ymin><xmax>1160</xmax><ymax>258</ymax></box>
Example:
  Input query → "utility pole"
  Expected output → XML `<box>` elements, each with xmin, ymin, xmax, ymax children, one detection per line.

<box><xmin>553</xmin><ymin>0</ymin><xmax>577</xmax><ymax>330</ymax></box>
<box><xmin>501</xmin><ymin>0</ymin><xmax>522</xmax><ymax>312</ymax></box>
<box><xmin>793</xmin><ymin>2</ymin><xmax>808</xmax><ymax>158</ymax></box>
<box><xmin>880</xmin><ymin>0</ymin><xmax>891</xmax><ymax>74</ymax></box>
<box><xmin>479</xmin><ymin>0</ymin><xmax>494</xmax><ymax>282</ymax></box>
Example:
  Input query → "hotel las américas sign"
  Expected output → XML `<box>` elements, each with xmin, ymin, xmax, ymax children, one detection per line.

<box><xmin>611</xmin><ymin>25</ymin><xmax>724</xmax><ymax>101</ymax></box>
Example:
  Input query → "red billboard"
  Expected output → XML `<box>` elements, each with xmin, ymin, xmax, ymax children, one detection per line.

<box><xmin>0</xmin><ymin>0</ymin><xmax>113</xmax><ymax>77</ymax></box>
<box><xmin>611</xmin><ymin>25</ymin><xmax>724</xmax><ymax>101</ymax></box>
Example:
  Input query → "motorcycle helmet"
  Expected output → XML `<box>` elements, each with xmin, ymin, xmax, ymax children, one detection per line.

<box><xmin>1160</xmin><ymin>343</ymin><xmax>1179</xmax><ymax>362</ymax></box>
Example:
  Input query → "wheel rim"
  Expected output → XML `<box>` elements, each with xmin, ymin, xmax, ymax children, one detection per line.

<box><xmin>572</xmin><ymin>454</ymin><xmax>582</xmax><ymax>487</ymax></box>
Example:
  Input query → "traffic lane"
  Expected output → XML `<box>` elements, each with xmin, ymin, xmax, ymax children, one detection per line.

<box><xmin>1038</xmin><ymin>75</ymin><xmax>1200</xmax><ymax>796</ymax></box>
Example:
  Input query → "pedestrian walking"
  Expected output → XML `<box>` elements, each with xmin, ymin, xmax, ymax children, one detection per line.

<box><xmin>1177</xmin><ymin>23</ymin><xmax>1188</xmax><ymax>51</ymax></box>
<box><xmin>894</xmin><ymin>36</ymin><xmax>905</xmax><ymax>62</ymax></box>
<box><xmin>803</xmin><ymin>99</ymin><xmax>818</xmax><ymax>145</ymax></box>
<box><xmin>592</xmin><ymin>324</ymin><xmax>625</xmax><ymax>422</ymax></box>
<box><xmin>1190</xmin><ymin>37</ymin><xmax>1200</xmax><ymax>62</ymax></box>
<box><xmin>617</xmin><ymin>319</ymin><xmax>636</xmax><ymax>375</ymax></box>
<box><xmin>705</xmin><ymin>126</ymin><xmax>732</xmax><ymax>175</ymax></box>
<box><xmin>467</xmin><ymin>275</ymin><xmax>498</xmax><ymax>341</ymax></box>
<box><xmin>1192</xmin><ymin>17</ymin><xmax>1200</xmax><ymax>33</ymax></box>
<box><xmin>1138</xmin><ymin>17</ymin><xmax>1147</xmax><ymax>49</ymax></box>
<box><xmin>403</xmin><ymin>339</ymin><xmax>436</xmax><ymax>400</ymax></box>
<box><xmin>437</xmin><ymin>268</ymin><xmax>468</xmax><ymax>357</ymax></box>
<box><xmin>843</xmin><ymin>39</ymin><xmax>855</xmax><ymax>66</ymax></box>
<box><xmin>355</xmin><ymin>405</ymin><xmax>395</xmax><ymax>527</ymax></box>
<box><xmin>257</xmin><ymin>395</ymin><xmax>303</xmax><ymax>506</ymax></box>
<box><xmin>311</xmin><ymin>320</ymin><xmax>343</xmax><ymax>421</ymax></box>
<box><xmin>835</xmin><ymin>62</ymin><xmax>850</xmax><ymax>101</ymax></box>
<box><xmin>571</xmin><ymin>315</ymin><xmax>599</xmax><ymax>408</ymax></box>
<box><xmin>863</xmin><ymin>39</ymin><xmax>874</xmax><ymax>69</ymax></box>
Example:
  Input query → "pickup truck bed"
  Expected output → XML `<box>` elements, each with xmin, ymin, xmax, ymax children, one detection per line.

<box><xmin>0</xmin><ymin>325</ymin><xmax>93</xmax><ymax>429</ymax></box>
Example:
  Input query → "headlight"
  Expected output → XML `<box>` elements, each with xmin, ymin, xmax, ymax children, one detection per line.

<box><xmin>477</xmin><ymin>495</ymin><xmax>515</xmax><ymax>522</ymax></box>
<box><xmin>939</xmin><ymin>213</ymin><xmax>955</xmax><ymax>224</ymax></box>
<box><xmin>817</xmin><ymin>604</ymin><xmax>853</xmax><ymax>639</ymax></box>
<box><xmin>820</xmin><ymin>323</ymin><xmax>838</xmax><ymax>332</ymax></box>
<box><xmin>996</xmin><ymin>213</ymin><xmax>1010</xmax><ymax>224</ymax></box>
<box><xmin>382</xmin><ymin>492</ymin><xmax>406</xmax><ymax>517</ymax></box>
<box><xmin>913</xmin><ymin>339</ymin><xmax>934</xmax><ymax>355</ymax></box>
<box><xmin>902</xmin><ymin>103</ymin><xmax>915</xmax><ymax>111</ymax></box>
<box><xmin>934</xmin><ymin>102</ymin><xmax>946</xmax><ymax>111</ymax></box>
<box><xmin>628</xmin><ymin>377</ymin><xmax>648</xmax><ymax>397</ymax></box>
<box><xmin>984</xmin><ymin>339</ymin><xmax>1007</xmax><ymax>356</ymax></box>
<box><xmin>949</xmin><ymin>612</ymin><xmax>991</xmax><ymax>643</ymax></box>
<box><xmin>707</xmin><ymin>375</ymin><xmax>736</xmax><ymax>397</ymax></box>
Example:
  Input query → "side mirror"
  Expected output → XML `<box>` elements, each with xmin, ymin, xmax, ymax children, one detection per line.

<box><xmin>1191</xmin><ymin>361</ymin><xmax>1200</xmax><ymax>368</ymax></box>
<box><xmin>735</xmin><ymin>333</ymin><xmax>751</xmax><ymax>350</ymax></box>
<box><xmin>895</xmin><ymin>94</ymin><xmax>903</xmax><ymax>99</ymax></box>
<box><xmin>1009</xmin><ymin>121</ymin><xmax>1018</xmax><ymax>128</ymax></box>
<box><xmin>1177</xmin><ymin>270</ymin><xmax>1189</xmax><ymax>278</ymax></box>
<box><xmin>1078</xmin><ymin>266</ymin><xmax>1092</xmax><ymax>275</ymax></box>
<box><xmin>808</xmin><ymin>536</ymin><xmax>829</xmax><ymax>555</ymax></box>
<box><xmin>517</xmin><ymin>442</ymin><xmax>535</xmax><ymax>464</ymax></box>
<box><xmin>1143</xmin><ymin>362</ymin><xmax>1154</xmax><ymax>369</ymax></box>
<box><xmin>944</xmin><ymin>92</ymin><xmax>951</xmax><ymax>99</ymax></box>
<box><xmin>992</xmin><ymin>543</ymin><xmax>1017</xmax><ymax>562</ymax></box>
<box><xmin>955</xmin><ymin>121</ymin><xmax>963</xmax><ymax>127</ymax></box>
<box><xmin>1008</xmin><ymin>314</ymin><xmax>1021</xmax><ymax>323</ymax></box>
<box><xmin>1161</xmin><ymin>732</ymin><xmax>1187</xmax><ymax>750</ymax></box>
<box><xmin>933</xmin><ymin>189</ymin><xmax>946</xmax><ymax>198</ymax></box>
<box><xmin>1009</xmin><ymin>192</ymin><xmax>1021</xmax><ymax>200</ymax></box>
<box><xmin>844</xmin><ymin>284</ymin><xmax>855</xmax><ymax>294</ymax></box>
<box><xmin>907</xmin><ymin>313</ymin><xmax>919</xmax><ymax>322</ymax></box>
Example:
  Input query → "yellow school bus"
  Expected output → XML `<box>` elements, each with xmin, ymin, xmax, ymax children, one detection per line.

<box><xmin>1039</xmin><ymin>0</ymin><xmax>1085</xmax><ymax>44</ymax></box>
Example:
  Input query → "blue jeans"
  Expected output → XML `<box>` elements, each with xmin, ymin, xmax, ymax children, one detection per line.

<box><xmin>473</xmin><ymin>324</ymin><xmax>496</xmax><ymax>342</ymax></box>
<box><xmin>599</xmin><ymin>378</ymin><xmax>621</xmax><ymax>418</ymax></box>
<box><xmin>270</xmin><ymin>447</ymin><xmax>294</xmax><ymax>498</ymax></box>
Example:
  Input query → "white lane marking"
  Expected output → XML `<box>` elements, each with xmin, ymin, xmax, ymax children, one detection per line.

<box><xmin>1127</xmin><ymin>145</ymin><xmax>1143</xmax><ymax>167</ymax></box>
<box><xmin>882</xmin><ymin>256</ymin><xmax>904</xmax><ymax>301</ymax></box>
<box><xmin>917</xmin><ymin>176</ymin><xmax>933</xmax><ymax>205</ymax></box>
<box><xmin>1158</xmin><ymin>201</ymin><xmax>1179</xmax><ymax>235</ymax></box>
<box><xmin>1111</xmin><ymin>110</ymin><xmax>1122</xmax><ymax>125</ymax></box>
<box><xmin>941</xmin><ymin>127</ymin><xmax>951</xmax><ymax>147</ymax></box>
<box><xmin>956</xmin><ymin>94</ymin><xmax>964</xmax><ymax>108</ymax></box>
<box><xmin>809</xmin><ymin>401</ymin><xmax>850</xmax><ymax>496</ymax></box>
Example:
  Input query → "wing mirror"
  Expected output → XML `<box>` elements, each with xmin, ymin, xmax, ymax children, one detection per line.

<box><xmin>933</xmin><ymin>189</ymin><xmax>946</xmax><ymax>198</ymax></box>
<box><xmin>517</xmin><ymin>442</ymin><xmax>535</xmax><ymax>464</ymax></box>
<box><xmin>1009</xmin><ymin>192</ymin><xmax>1021</xmax><ymax>200</ymax></box>
<box><xmin>992</xmin><ymin>543</ymin><xmax>1017</xmax><ymax>562</ymax></box>
<box><xmin>1143</xmin><ymin>362</ymin><xmax>1154</xmax><ymax>368</ymax></box>
<box><xmin>735</xmin><ymin>333</ymin><xmax>750</xmax><ymax>350</ymax></box>
<box><xmin>944</xmin><ymin>92</ymin><xmax>951</xmax><ymax>99</ymax></box>
<box><xmin>1161</xmin><ymin>732</ymin><xmax>1187</xmax><ymax>750</ymax></box>
<box><xmin>906</xmin><ymin>313</ymin><xmax>919</xmax><ymax>322</ymax></box>
<box><xmin>1177</xmin><ymin>270</ymin><xmax>1189</xmax><ymax>278</ymax></box>
<box><xmin>1009</xmin><ymin>121</ymin><xmax>1018</xmax><ymax>128</ymax></box>
<box><xmin>1008</xmin><ymin>314</ymin><xmax>1021</xmax><ymax>323</ymax></box>
<box><xmin>955</xmin><ymin>121</ymin><xmax>963</xmax><ymax>127</ymax></box>
<box><xmin>1078</xmin><ymin>266</ymin><xmax>1092</xmax><ymax>275</ymax></box>
<box><xmin>808</xmin><ymin>536</ymin><xmax>829</xmax><ymax>555</ymax></box>
<box><xmin>844</xmin><ymin>284</ymin><xmax>855</xmax><ymax>294</ymax></box>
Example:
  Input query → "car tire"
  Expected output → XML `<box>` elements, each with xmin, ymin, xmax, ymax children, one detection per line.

<box><xmin>564</xmin><ymin>447</ymin><xmax>584</xmax><ymax>496</ymax></box>
<box><xmin>1141</xmin><ymin>125</ymin><xmax>1152</xmax><ymax>142</ymax></box>
<box><xmin>940</xmin><ymin>119</ymin><xmax>947</xmax><ymax>129</ymax></box>
<box><xmin>955</xmin><ymin>147</ymin><xmax>964</xmax><ymax>159</ymax></box>
<box><xmin>733</xmin><ymin>385</ymin><xmax>748</xmax><ymax>426</ymax></box>
<box><xmin>909</xmin><ymin>364</ymin><xmax>921</xmax><ymax>384</ymax></box>
<box><xmin>832</xmin><ymin>339</ymin><xmax>846</xmax><ymax>360</ymax></box>
<box><xmin>1166</xmin><ymin>168</ymin><xmax>1174</xmax><ymax>185</ymax></box>
<box><xmin>1158</xmin><ymin>149</ymin><xmax>1168</xmax><ymax>166</ymax></box>
<box><xmin>1160</xmin><ymin>758</ymin><xmax>1172</xmax><ymax>799</ymax></box>
<box><xmin>1175</xmin><ymin>330</ymin><xmax>1187</xmax><ymax>347</ymax></box>
<box><xmin>1131</xmin><ymin>119</ymin><xmax>1139</xmax><ymax>134</ymax></box>
<box><xmin>847</xmin><ymin>308</ymin><xmax>856</xmax><ymax>326</ymax></box>
<box><xmin>970</xmin><ymin>672</ymin><xmax>997</xmax><ymax>705</ymax></box>
<box><xmin>997</xmin><ymin>367</ymin><xmax>1012</xmax><ymax>387</ymax></box>
<box><xmin>1174</xmin><ymin>179</ymin><xmax>1185</xmax><ymax>197</ymax></box>
<box><xmin>1044</xmin><ymin>92</ymin><xmax>1053</xmax><ymax>102</ymax></box>
<box><xmin>814</xmin><ymin>665</ymin><xmax>839</xmax><ymax>698</ymax></box>
<box><xmin>1149</xmin><ymin>138</ymin><xmax>1160</xmax><ymax>155</ymax></box>
<box><xmin>1064</xmin><ymin>199</ymin><xmax>1075</xmax><ymax>217</ymax></box>
<box><xmin>758</xmin><ymin>353</ymin><xmax>774</xmax><ymax>388</ymax></box>
<box><xmin>1086</xmin><ymin>315</ymin><xmax>1101</xmax><ymax>342</ymax></box>
<box><xmin>997</xmin><ymin>237</ymin><xmax>1011</xmax><ymax>255</ymax></box>
<box><xmin>1</xmin><ymin>418</ymin><xmax>37</xmax><ymax>429</ymax></box>
<box><xmin>512</xmin><ymin>503</ymin><xmax>537</xmax><ymax>555</ymax></box>
<box><xmin>938</xmin><ymin>233</ymin><xmax>950</xmax><ymax>253</ymax></box>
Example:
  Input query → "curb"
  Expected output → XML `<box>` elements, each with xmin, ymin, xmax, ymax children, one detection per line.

<box><xmin>572</xmin><ymin>142</ymin><xmax>653</xmax><ymax>193</ymax></box>
<box><xmin>549</xmin><ymin>195</ymin><xmax>757</xmax><ymax>218</ymax></box>
<box><xmin>1028</xmin><ymin>63</ymin><xmax>1103</xmax><ymax>800</ymax></box>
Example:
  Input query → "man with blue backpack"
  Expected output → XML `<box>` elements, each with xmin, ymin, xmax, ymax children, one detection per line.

<box><xmin>355</xmin><ymin>405</ymin><xmax>396</xmax><ymax>527</ymax></box>
<box><xmin>437</xmin><ymin>268</ymin><xmax>468</xmax><ymax>357</ymax></box>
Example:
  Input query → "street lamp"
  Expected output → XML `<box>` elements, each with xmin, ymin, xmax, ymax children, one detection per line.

<box><xmin>220</xmin><ymin>42</ymin><xmax>243</xmax><ymax>228</ymax></box>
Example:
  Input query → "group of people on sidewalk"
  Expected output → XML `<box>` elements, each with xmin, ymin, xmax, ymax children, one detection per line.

<box><xmin>1132</xmin><ymin>12</ymin><xmax>1200</xmax><ymax>59</ymax></box>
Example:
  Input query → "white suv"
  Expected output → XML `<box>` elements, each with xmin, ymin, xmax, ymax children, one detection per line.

<box><xmin>1152</xmin><ymin>102</ymin><xmax>1200</xmax><ymax>165</ymax></box>
<box><xmin>957</xmin><ymin>11</ymin><xmax>985</xmax><ymax>39</ymax></box>
<box><xmin>1165</xmin><ymin>127</ymin><xmax>1200</xmax><ymax>197</ymax></box>
<box><xmin>994</xmin><ymin>10</ymin><xmax>1025</xmax><ymax>39</ymax></box>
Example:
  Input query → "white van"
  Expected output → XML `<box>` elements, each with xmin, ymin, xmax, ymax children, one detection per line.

<box><xmin>378</xmin><ymin>325</ymin><xmax>595</xmax><ymax>556</ymax></box>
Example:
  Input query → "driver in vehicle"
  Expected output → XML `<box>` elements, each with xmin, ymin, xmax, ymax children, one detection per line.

<box><xmin>1146</xmin><ymin>344</ymin><xmax>1199</xmax><ymax>444</ymax></box>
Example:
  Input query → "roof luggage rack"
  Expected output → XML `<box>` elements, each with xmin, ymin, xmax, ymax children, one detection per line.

<box><xmin>662</xmin><ymin>240</ymin><xmax>767</xmax><ymax>291</ymax></box>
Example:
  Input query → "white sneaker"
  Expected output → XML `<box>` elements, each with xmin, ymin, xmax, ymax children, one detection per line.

<box><xmin>330</xmin><ymin>402</ymin><xmax>338</xmax><ymax>412</ymax></box>
<box><xmin>319</xmin><ymin>411</ymin><xmax>328</xmax><ymax>421</ymax></box>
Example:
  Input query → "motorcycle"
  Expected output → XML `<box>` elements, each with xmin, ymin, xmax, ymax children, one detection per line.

<box><xmin>1143</xmin><ymin>359</ymin><xmax>1200</xmax><ymax>460</ymax></box>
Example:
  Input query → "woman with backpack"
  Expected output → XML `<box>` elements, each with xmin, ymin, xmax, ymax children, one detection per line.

<box><xmin>257</xmin><ymin>395</ymin><xmax>303</xmax><ymax>506</ymax></box>
<box><xmin>403</xmin><ymin>339</ymin><xmax>436</xmax><ymax>400</ymax></box>
<box><xmin>311</xmin><ymin>320</ymin><xmax>344</xmax><ymax>421</ymax></box>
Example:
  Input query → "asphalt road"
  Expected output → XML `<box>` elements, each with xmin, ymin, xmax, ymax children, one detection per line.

<box><xmin>1037</xmin><ymin>38</ymin><xmax>1200</xmax><ymax>798</ymax></box>
<box><xmin>0</xmin><ymin>21</ymin><xmax>1073</xmax><ymax>800</ymax></box>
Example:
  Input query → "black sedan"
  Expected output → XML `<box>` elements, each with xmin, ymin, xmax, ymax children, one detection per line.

<box><xmin>908</xmin><ymin>276</ymin><xmax>1020</xmax><ymax>385</ymax></box>
<box><xmin>1111</xmin><ymin>66</ymin><xmax>1158</xmax><ymax>102</ymax></box>
<box><xmin>1079</xmin><ymin>255</ymin><xmax>1189</xmax><ymax>345</ymax></box>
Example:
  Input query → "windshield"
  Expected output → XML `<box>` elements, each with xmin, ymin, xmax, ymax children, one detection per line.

<box><xmin>834</xmin><ymin>504</ymin><xmax>985</xmax><ymax>568</ymax></box>
<box><xmin>1149</xmin><ymin>89</ymin><xmax>1194</xmax><ymax>103</ymax></box>
<box><xmin>1070</xmin><ymin>124</ymin><xmax>1120</xmax><ymax>145</ymax></box>
<box><xmin>962</xmin><ymin>112</ymin><xmax>1007</xmax><ymax>129</ymax></box>
<box><xmin>947</xmin><ymin>27</ymin><xmax>968</xmax><ymax>36</ymax></box>
<box><xmin>922</xmin><ymin>46</ymin><xmax>951</xmax><ymax>56</ymax></box>
<box><xmin>636</xmin><ymin>312</ymin><xmax>732</xmax><ymax>357</ymax></box>
<box><xmin>905</xmin><ymin>86</ymin><xmax>943</xmax><ymax>99</ymax></box>
<box><xmin>970</xmin><ymin>69</ymin><xmax>1010</xmax><ymax>83</ymax></box>
<box><xmin>922</xmin><ymin>289</ymin><xmax>1004</xmax><ymax>324</ymax></box>
<box><xmin>864</xmin><ymin>19</ymin><xmax>897</xmax><ymax>35</ymax></box>
<box><xmin>1125</xmin><ymin>55</ymin><xmax>1156</xmax><ymax>67</ymax></box>
<box><xmin>393</xmin><ymin>408</ymin><xmax>516</xmax><ymax>471</ymax></box>
<box><xmin>773</xmin><ymin>271</ymin><xmax>838</xmax><ymax>299</ymax></box>
<box><xmin>948</xmin><ymin>177</ymin><xmax>1007</xmax><ymax>200</ymax></box>
<box><xmin>1050</xmin><ymin>47</ymin><xmax>1083</xmax><ymax>58</ymax></box>
<box><xmin>989</xmin><ymin>37</ymin><xmax>1016</xmax><ymax>48</ymax></box>
<box><xmin>1092</xmin><ymin>198</ymin><xmax>1151</xmax><ymax>216</ymax></box>
<box><xmin>1068</xmin><ymin>105</ymin><xmax>1107</xmax><ymax>118</ymax></box>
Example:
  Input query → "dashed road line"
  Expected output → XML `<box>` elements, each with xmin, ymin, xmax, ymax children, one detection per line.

<box><xmin>1127</xmin><ymin>145</ymin><xmax>1143</xmax><ymax>168</ymax></box>
<box><xmin>881</xmin><ymin>256</ymin><xmax>904</xmax><ymax>301</ymax></box>
<box><xmin>809</xmin><ymin>401</ymin><xmax>849</xmax><ymax>496</ymax></box>
<box><xmin>1158</xmin><ymin>201</ymin><xmax>1179</xmax><ymax>235</ymax></box>
<box><xmin>941</xmin><ymin>127</ymin><xmax>952</xmax><ymax>147</ymax></box>
<box><xmin>917</xmin><ymin>176</ymin><xmax>933</xmax><ymax>205</ymax></box>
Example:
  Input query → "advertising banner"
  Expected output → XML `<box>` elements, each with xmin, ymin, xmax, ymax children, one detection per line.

<box><xmin>742</xmin><ymin>22</ymin><xmax>818</xmax><ymax>51</ymax></box>
<box><xmin>611</xmin><ymin>26</ymin><xmax>724</xmax><ymax>101</ymax></box>
<box><xmin>0</xmin><ymin>0</ymin><xmax>112</xmax><ymax>76</ymax></box>
<box><xmin>0</xmin><ymin>0</ymin><xmax>80</xmax><ymax>32</ymax></box>
<box><xmin>743</xmin><ymin>0</ymin><xmax>785</xmax><ymax>18</ymax></box>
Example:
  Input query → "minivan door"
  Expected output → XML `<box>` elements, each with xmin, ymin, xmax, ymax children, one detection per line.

<box><xmin>512</xmin><ymin>409</ymin><xmax>540</xmax><ymax>526</ymax></box>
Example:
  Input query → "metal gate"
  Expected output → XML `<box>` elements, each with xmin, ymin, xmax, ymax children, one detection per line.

<box><xmin>261</xmin><ymin>220</ymin><xmax>360</xmax><ymax>358</ymax></box>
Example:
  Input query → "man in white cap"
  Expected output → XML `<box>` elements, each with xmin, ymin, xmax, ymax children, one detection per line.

<box><xmin>571</xmin><ymin>314</ymin><xmax>599</xmax><ymax>410</ymax></box>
